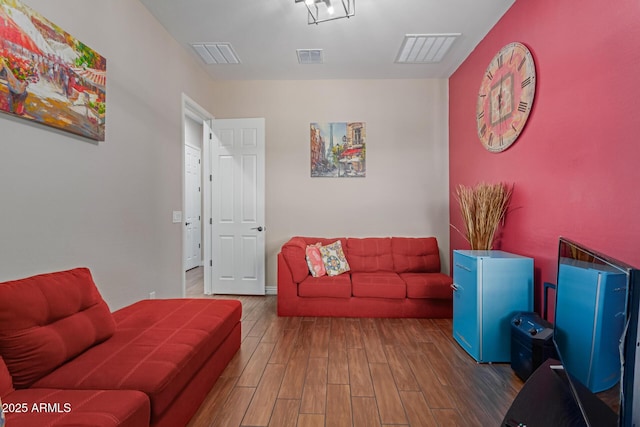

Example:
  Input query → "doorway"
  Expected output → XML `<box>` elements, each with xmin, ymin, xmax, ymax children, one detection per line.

<box><xmin>181</xmin><ymin>95</ymin><xmax>267</xmax><ymax>297</ymax></box>
<box><xmin>181</xmin><ymin>94</ymin><xmax>212</xmax><ymax>298</ymax></box>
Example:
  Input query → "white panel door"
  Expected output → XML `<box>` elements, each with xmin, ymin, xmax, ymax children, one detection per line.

<box><xmin>184</xmin><ymin>144</ymin><xmax>202</xmax><ymax>271</ymax></box>
<box><xmin>210</xmin><ymin>118</ymin><xmax>265</xmax><ymax>295</ymax></box>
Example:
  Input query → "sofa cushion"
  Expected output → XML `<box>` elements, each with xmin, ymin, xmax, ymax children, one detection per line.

<box><xmin>298</xmin><ymin>274</ymin><xmax>352</xmax><ymax>298</ymax></box>
<box><xmin>320</xmin><ymin>240</ymin><xmax>351</xmax><ymax>276</ymax></box>
<box><xmin>281</xmin><ymin>237</ymin><xmax>347</xmax><ymax>283</ymax></box>
<box><xmin>346</xmin><ymin>238</ymin><xmax>394</xmax><ymax>272</ymax></box>
<box><xmin>306</xmin><ymin>243</ymin><xmax>326</xmax><ymax>277</ymax></box>
<box><xmin>391</xmin><ymin>237</ymin><xmax>442</xmax><ymax>273</ymax></box>
<box><xmin>3</xmin><ymin>388</ymin><xmax>150</xmax><ymax>427</ymax></box>
<box><xmin>0</xmin><ymin>268</ymin><xmax>116</xmax><ymax>388</ymax></box>
<box><xmin>0</xmin><ymin>358</ymin><xmax>13</xmax><ymax>398</ymax></box>
<box><xmin>401</xmin><ymin>273</ymin><xmax>453</xmax><ymax>299</ymax></box>
<box><xmin>32</xmin><ymin>298</ymin><xmax>241</xmax><ymax>422</ymax></box>
<box><xmin>351</xmin><ymin>272</ymin><xmax>406</xmax><ymax>298</ymax></box>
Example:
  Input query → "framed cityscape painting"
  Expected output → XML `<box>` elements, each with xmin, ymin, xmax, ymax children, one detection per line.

<box><xmin>310</xmin><ymin>122</ymin><xmax>366</xmax><ymax>177</ymax></box>
<box><xmin>0</xmin><ymin>0</ymin><xmax>106</xmax><ymax>141</ymax></box>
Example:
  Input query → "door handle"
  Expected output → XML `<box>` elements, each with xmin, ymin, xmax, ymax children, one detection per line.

<box><xmin>251</xmin><ymin>226</ymin><xmax>264</xmax><ymax>232</ymax></box>
<box><xmin>185</xmin><ymin>222</ymin><xmax>191</xmax><ymax>226</ymax></box>
<box><xmin>455</xmin><ymin>263</ymin><xmax>472</xmax><ymax>272</ymax></box>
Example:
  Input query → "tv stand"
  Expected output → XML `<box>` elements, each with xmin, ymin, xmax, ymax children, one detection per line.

<box><xmin>502</xmin><ymin>359</ymin><xmax>617</xmax><ymax>427</ymax></box>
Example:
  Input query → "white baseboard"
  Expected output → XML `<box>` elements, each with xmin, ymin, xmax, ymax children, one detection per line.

<box><xmin>265</xmin><ymin>286</ymin><xmax>277</xmax><ymax>295</ymax></box>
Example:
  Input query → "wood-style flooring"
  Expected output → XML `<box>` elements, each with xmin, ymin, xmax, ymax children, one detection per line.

<box><xmin>184</xmin><ymin>267</ymin><xmax>523</xmax><ymax>427</ymax></box>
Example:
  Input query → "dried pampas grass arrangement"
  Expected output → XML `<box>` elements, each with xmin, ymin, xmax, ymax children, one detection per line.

<box><xmin>454</xmin><ymin>182</ymin><xmax>513</xmax><ymax>250</ymax></box>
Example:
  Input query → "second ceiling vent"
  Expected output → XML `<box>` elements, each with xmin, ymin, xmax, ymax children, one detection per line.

<box><xmin>297</xmin><ymin>49</ymin><xmax>324</xmax><ymax>64</ymax></box>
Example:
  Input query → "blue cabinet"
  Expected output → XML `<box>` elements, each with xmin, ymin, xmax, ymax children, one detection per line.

<box><xmin>453</xmin><ymin>250</ymin><xmax>534</xmax><ymax>363</ymax></box>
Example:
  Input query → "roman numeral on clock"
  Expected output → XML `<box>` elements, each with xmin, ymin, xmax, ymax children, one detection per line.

<box><xmin>478</xmin><ymin>111</ymin><xmax>485</xmax><ymax>120</ymax></box>
<box><xmin>518</xmin><ymin>101</ymin><xmax>528</xmax><ymax>112</ymax></box>
<box><xmin>486</xmin><ymin>70</ymin><xmax>493</xmax><ymax>80</ymax></box>
<box><xmin>497</xmin><ymin>55</ymin><xmax>503</xmax><ymax>68</ymax></box>
<box><xmin>518</xmin><ymin>57</ymin><xmax>526</xmax><ymax>71</ymax></box>
<box><xmin>480</xmin><ymin>123</ymin><xmax>487</xmax><ymax>137</ymax></box>
<box><xmin>487</xmin><ymin>133</ymin><xmax>494</xmax><ymax>146</ymax></box>
<box><xmin>521</xmin><ymin>77</ymin><xmax>532</xmax><ymax>88</ymax></box>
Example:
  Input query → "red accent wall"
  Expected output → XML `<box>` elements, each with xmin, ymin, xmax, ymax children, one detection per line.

<box><xmin>449</xmin><ymin>0</ymin><xmax>640</xmax><ymax>313</ymax></box>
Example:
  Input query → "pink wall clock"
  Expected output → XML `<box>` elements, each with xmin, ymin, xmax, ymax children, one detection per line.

<box><xmin>476</xmin><ymin>42</ymin><xmax>536</xmax><ymax>152</ymax></box>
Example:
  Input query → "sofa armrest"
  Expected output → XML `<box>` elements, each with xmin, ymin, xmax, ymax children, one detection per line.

<box><xmin>277</xmin><ymin>252</ymin><xmax>301</xmax><ymax>316</ymax></box>
<box><xmin>280</xmin><ymin>237</ymin><xmax>310</xmax><ymax>283</ymax></box>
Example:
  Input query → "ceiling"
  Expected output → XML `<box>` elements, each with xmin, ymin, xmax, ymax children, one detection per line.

<box><xmin>139</xmin><ymin>0</ymin><xmax>515</xmax><ymax>81</ymax></box>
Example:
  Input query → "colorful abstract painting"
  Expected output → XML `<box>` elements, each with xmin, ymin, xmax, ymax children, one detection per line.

<box><xmin>0</xmin><ymin>0</ymin><xmax>106</xmax><ymax>141</ymax></box>
<box><xmin>310</xmin><ymin>122</ymin><xmax>366</xmax><ymax>177</ymax></box>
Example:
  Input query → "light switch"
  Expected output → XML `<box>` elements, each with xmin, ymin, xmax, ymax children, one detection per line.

<box><xmin>172</xmin><ymin>211</ymin><xmax>182</xmax><ymax>223</ymax></box>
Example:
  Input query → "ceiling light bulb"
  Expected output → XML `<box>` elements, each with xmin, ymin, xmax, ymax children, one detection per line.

<box><xmin>327</xmin><ymin>5</ymin><xmax>335</xmax><ymax>14</ymax></box>
<box><xmin>305</xmin><ymin>0</ymin><xmax>314</xmax><ymax>5</ymax></box>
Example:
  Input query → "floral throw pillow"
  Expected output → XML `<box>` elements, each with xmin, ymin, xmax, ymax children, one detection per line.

<box><xmin>306</xmin><ymin>243</ymin><xmax>326</xmax><ymax>277</ymax></box>
<box><xmin>320</xmin><ymin>240</ymin><xmax>351</xmax><ymax>276</ymax></box>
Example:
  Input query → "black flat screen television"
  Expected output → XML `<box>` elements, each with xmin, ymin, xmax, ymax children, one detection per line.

<box><xmin>553</xmin><ymin>237</ymin><xmax>640</xmax><ymax>427</ymax></box>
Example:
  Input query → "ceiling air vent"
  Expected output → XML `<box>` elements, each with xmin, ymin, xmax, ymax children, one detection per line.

<box><xmin>191</xmin><ymin>43</ymin><xmax>241</xmax><ymax>64</ymax></box>
<box><xmin>395</xmin><ymin>33</ymin><xmax>461</xmax><ymax>64</ymax></box>
<box><xmin>297</xmin><ymin>49</ymin><xmax>324</xmax><ymax>65</ymax></box>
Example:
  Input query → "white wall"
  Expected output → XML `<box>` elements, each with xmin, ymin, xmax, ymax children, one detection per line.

<box><xmin>210</xmin><ymin>79</ymin><xmax>450</xmax><ymax>288</ymax></box>
<box><xmin>0</xmin><ymin>0</ymin><xmax>216</xmax><ymax>309</ymax></box>
<box><xmin>0</xmin><ymin>2</ymin><xmax>451</xmax><ymax>302</ymax></box>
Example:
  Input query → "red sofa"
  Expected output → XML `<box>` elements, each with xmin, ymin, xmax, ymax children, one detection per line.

<box><xmin>0</xmin><ymin>268</ymin><xmax>241</xmax><ymax>427</ymax></box>
<box><xmin>278</xmin><ymin>236</ymin><xmax>453</xmax><ymax>318</ymax></box>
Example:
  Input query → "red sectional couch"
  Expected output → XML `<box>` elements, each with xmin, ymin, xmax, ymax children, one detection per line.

<box><xmin>0</xmin><ymin>268</ymin><xmax>241</xmax><ymax>427</ymax></box>
<box><xmin>278</xmin><ymin>236</ymin><xmax>453</xmax><ymax>318</ymax></box>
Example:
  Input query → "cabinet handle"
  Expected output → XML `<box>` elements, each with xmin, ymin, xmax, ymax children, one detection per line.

<box><xmin>451</xmin><ymin>283</ymin><xmax>459</xmax><ymax>291</ymax></box>
<box><xmin>455</xmin><ymin>263</ymin><xmax>472</xmax><ymax>272</ymax></box>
